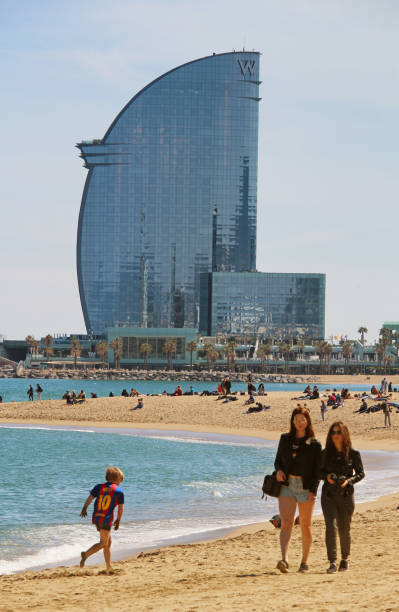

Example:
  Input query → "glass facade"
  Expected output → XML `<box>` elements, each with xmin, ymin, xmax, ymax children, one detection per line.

<box><xmin>200</xmin><ymin>272</ymin><xmax>325</xmax><ymax>339</ymax></box>
<box><xmin>77</xmin><ymin>52</ymin><xmax>260</xmax><ymax>334</ymax></box>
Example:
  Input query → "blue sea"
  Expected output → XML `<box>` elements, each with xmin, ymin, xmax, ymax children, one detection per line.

<box><xmin>1</xmin><ymin>425</ymin><xmax>399</xmax><ymax>575</ymax></box>
<box><xmin>0</xmin><ymin>377</ymin><xmax>372</xmax><ymax>404</ymax></box>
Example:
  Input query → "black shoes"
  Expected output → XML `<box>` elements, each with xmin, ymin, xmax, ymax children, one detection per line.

<box><xmin>338</xmin><ymin>560</ymin><xmax>348</xmax><ymax>571</ymax></box>
<box><xmin>327</xmin><ymin>562</ymin><xmax>337</xmax><ymax>574</ymax></box>
<box><xmin>276</xmin><ymin>560</ymin><xmax>289</xmax><ymax>573</ymax></box>
<box><xmin>298</xmin><ymin>562</ymin><xmax>309</xmax><ymax>573</ymax></box>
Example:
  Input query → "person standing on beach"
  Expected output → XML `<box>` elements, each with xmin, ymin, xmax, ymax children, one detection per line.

<box><xmin>274</xmin><ymin>405</ymin><xmax>322</xmax><ymax>573</ymax></box>
<box><xmin>36</xmin><ymin>383</ymin><xmax>43</xmax><ymax>400</ymax></box>
<box><xmin>79</xmin><ymin>466</ymin><xmax>124</xmax><ymax>573</ymax></box>
<box><xmin>320</xmin><ymin>421</ymin><xmax>364</xmax><ymax>573</ymax></box>
<box><xmin>320</xmin><ymin>400</ymin><xmax>327</xmax><ymax>422</ymax></box>
<box><xmin>27</xmin><ymin>384</ymin><xmax>34</xmax><ymax>401</ymax></box>
<box><xmin>382</xmin><ymin>402</ymin><xmax>392</xmax><ymax>427</ymax></box>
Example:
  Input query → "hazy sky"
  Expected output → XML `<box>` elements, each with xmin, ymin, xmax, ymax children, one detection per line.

<box><xmin>1</xmin><ymin>0</ymin><xmax>398</xmax><ymax>343</ymax></box>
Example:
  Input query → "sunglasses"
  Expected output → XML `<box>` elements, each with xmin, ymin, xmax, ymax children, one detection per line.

<box><xmin>332</xmin><ymin>429</ymin><xmax>342</xmax><ymax>435</ymax></box>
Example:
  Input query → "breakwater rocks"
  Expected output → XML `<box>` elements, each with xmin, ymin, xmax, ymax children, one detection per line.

<box><xmin>0</xmin><ymin>364</ymin><xmax>309</xmax><ymax>384</ymax></box>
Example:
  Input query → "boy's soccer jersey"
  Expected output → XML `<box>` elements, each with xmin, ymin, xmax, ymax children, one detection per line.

<box><xmin>90</xmin><ymin>482</ymin><xmax>124</xmax><ymax>527</ymax></box>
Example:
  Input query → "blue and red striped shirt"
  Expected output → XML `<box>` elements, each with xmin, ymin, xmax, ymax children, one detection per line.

<box><xmin>90</xmin><ymin>482</ymin><xmax>124</xmax><ymax>527</ymax></box>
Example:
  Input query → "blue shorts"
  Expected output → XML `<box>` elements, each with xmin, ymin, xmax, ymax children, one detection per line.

<box><xmin>279</xmin><ymin>476</ymin><xmax>310</xmax><ymax>503</ymax></box>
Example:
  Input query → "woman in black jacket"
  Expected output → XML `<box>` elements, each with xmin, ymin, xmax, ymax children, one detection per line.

<box><xmin>321</xmin><ymin>421</ymin><xmax>364</xmax><ymax>573</ymax></box>
<box><xmin>275</xmin><ymin>405</ymin><xmax>322</xmax><ymax>573</ymax></box>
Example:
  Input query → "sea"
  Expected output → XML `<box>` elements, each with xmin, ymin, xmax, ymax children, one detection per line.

<box><xmin>0</xmin><ymin>377</ymin><xmax>374</xmax><ymax>404</ymax></box>
<box><xmin>1</xmin><ymin>424</ymin><xmax>399</xmax><ymax>575</ymax></box>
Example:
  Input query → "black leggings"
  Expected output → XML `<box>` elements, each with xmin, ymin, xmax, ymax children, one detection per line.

<box><xmin>321</xmin><ymin>487</ymin><xmax>355</xmax><ymax>563</ymax></box>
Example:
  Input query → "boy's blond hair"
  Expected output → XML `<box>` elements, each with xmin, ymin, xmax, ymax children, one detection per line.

<box><xmin>105</xmin><ymin>466</ymin><xmax>124</xmax><ymax>483</ymax></box>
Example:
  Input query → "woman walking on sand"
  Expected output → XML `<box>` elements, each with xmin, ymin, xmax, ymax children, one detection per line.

<box><xmin>321</xmin><ymin>421</ymin><xmax>364</xmax><ymax>573</ymax></box>
<box><xmin>274</xmin><ymin>405</ymin><xmax>322</xmax><ymax>573</ymax></box>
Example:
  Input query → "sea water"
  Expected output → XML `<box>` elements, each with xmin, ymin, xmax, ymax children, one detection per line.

<box><xmin>1</xmin><ymin>425</ymin><xmax>398</xmax><ymax>575</ymax></box>
<box><xmin>0</xmin><ymin>378</ymin><xmax>372</xmax><ymax>403</ymax></box>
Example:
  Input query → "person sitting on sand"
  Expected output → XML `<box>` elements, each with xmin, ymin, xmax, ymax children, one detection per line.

<box><xmin>131</xmin><ymin>397</ymin><xmax>144</xmax><ymax>410</ymax></box>
<box><xmin>258</xmin><ymin>382</ymin><xmax>265</xmax><ymax>395</ymax></box>
<box><xmin>370</xmin><ymin>385</ymin><xmax>379</xmax><ymax>395</ymax></box>
<box><xmin>184</xmin><ymin>386</ymin><xmax>194</xmax><ymax>395</ymax></box>
<box><xmin>309</xmin><ymin>386</ymin><xmax>319</xmax><ymax>400</ymax></box>
<box><xmin>78</xmin><ymin>390</ymin><xmax>86</xmax><ymax>400</ymax></box>
<box><xmin>79</xmin><ymin>465</ymin><xmax>124</xmax><ymax>574</ymax></box>
<box><xmin>173</xmin><ymin>385</ymin><xmax>183</xmax><ymax>396</ymax></box>
<box><xmin>357</xmin><ymin>398</ymin><xmax>368</xmax><ymax>413</ymax></box>
<box><xmin>109</xmin><ymin>392</ymin><xmax>114</xmax><ymax>397</ymax></box>
<box><xmin>121</xmin><ymin>389</ymin><xmax>129</xmax><ymax>397</ymax></box>
<box><xmin>90</xmin><ymin>392</ymin><xmax>98</xmax><ymax>398</ymax></box>
<box><xmin>129</xmin><ymin>388</ymin><xmax>138</xmax><ymax>397</ymax></box>
<box><xmin>303</xmin><ymin>385</ymin><xmax>311</xmax><ymax>394</ymax></box>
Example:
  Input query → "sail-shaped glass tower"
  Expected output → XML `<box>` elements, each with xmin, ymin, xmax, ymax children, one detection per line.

<box><xmin>77</xmin><ymin>51</ymin><xmax>260</xmax><ymax>334</ymax></box>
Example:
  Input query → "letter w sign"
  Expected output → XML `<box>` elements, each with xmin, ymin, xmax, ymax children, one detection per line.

<box><xmin>238</xmin><ymin>59</ymin><xmax>256</xmax><ymax>76</ymax></box>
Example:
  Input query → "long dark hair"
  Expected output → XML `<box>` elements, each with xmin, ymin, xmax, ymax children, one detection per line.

<box><xmin>325</xmin><ymin>421</ymin><xmax>352</xmax><ymax>458</ymax></box>
<box><xmin>289</xmin><ymin>405</ymin><xmax>315</xmax><ymax>439</ymax></box>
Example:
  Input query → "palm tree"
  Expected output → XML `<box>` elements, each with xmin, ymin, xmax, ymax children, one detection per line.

<box><xmin>358</xmin><ymin>326</ymin><xmax>368</xmax><ymax>346</ymax></box>
<box><xmin>342</xmin><ymin>341</ymin><xmax>352</xmax><ymax>374</ymax></box>
<box><xmin>224</xmin><ymin>341</ymin><xmax>237</xmax><ymax>372</ymax></box>
<box><xmin>277</xmin><ymin>343</ymin><xmax>291</xmax><ymax>373</ymax></box>
<box><xmin>296</xmin><ymin>338</ymin><xmax>305</xmax><ymax>361</ymax></box>
<box><xmin>95</xmin><ymin>340</ymin><xmax>108</xmax><ymax>367</ymax></box>
<box><xmin>379</xmin><ymin>327</ymin><xmax>391</xmax><ymax>348</ymax></box>
<box><xmin>163</xmin><ymin>338</ymin><xmax>177</xmax><ymax>370</ymax></box>
<box><xmin>324</xmin><ymin>343</ymin><xmax>333</xmax><ymax>374</ymax></box>
<box><xmin>140</xmin><ymin>342</ymin><xmax>152</xmax><ymax>366</ymax></box>
<box><xmin>70</xmin><ymin>337</ymin><xmax>82</xmax><ymax>369</ymax></box>
<box><xmin>206</xmin><ymin>347</ymin><xmax>219</xmax><ymax>371</ymax></box>
<box><xmin>33</xmin><ymin>340</ymin><xmax>40</xmax><ymax>356</ymax></box>
<box><xmin>257</xmin><ymin>343</ymin><xmax>271</xmax><ymax>372</ymax></box>
<box><xmin>43</xmin><ymin>334</ymin><xmax>53</xmax><ymax>363</ymax></box>
<box><xmin>375</xmin><ymin>342</ymin><xmax>385</xmax><ymax>372</ymax></box>
<box><xmin>110</xmin><ymin>337</ymin><xmax>123</xmax><ymax>369</ymax></box>
<box><xmin>25</xmin><ymin>335</ymin><xmax>36</xmax><ymax>355</ymax></box>
<box><xmin>186</xmin><ymin>340</ymin><xmax>197</xmax><ymax>369</ymax></box>
<box><xmin>384</xmin><ymin>354</ymin><xmax>393</xmax><ymax>375</ymax></box>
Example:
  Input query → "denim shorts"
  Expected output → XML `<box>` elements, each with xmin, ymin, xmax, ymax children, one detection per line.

<box><xmin>279</xmin><ymin>476</ymin><xmax>310</xmax><ymax>503</ymax></box>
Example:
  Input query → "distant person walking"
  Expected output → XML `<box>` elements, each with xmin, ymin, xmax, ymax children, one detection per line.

<box><xmin>320</xmin><ymin>400</ymin><xmax>327</xmax><ymax>422</ymax></box>
<box><xmin>27</xmin><ymin>385</ymin><xmax>34</xmax><ymax>401</ymax></box>
<box><xmin>380</xmin><ymin>378</ymin><xmax>388</xmax><ymax>395</ymax></box>
<box><xmin>36</xmin><ymin>384</ymin><xmax>43</xmax><ymax>401</ymax></box>
<box><xmin>382</xmin><ymin>402</ymin><xmax>392</xmax><ymax>427</ymax></box>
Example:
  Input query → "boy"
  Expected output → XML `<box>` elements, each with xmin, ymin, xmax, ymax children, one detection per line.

<box><xmin>79</xmin><ymin>465</ymin><xmax>124</xmax><ymax>572</ymax></box>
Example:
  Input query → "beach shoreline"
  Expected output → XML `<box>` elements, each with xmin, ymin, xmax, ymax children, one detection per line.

<box><xmin>2</xmin><ymin>394</ymin><xmax>399</xmax><ymax>610</ymax></box>
<box><xmin>2</xmin><ymin>418</ymin><xmax>399</xmax><ymax>451</ymax></box>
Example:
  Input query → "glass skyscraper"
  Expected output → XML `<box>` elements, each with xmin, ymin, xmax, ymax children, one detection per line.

<box><xmin>200</xmin><ymin>272</ymin><xmax>325</xmax><ymax>339</ymax></box>
<box><xmin>77</xmin><ymin>51</ymin><xmax>260</xmax><ymax>334</ymax></box>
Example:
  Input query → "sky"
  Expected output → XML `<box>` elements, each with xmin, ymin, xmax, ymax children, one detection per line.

<box><xmin>0</xmin><ymin>0</ymin><xmax>398</xmax><ymax>344</ymax></box>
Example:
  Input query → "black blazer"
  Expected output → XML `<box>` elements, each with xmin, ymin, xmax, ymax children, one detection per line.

<box><xmin>274</xmin><ymin>433</ymin><xmax>322</xmax><ymax>494</ymax></box>
<box><xmin>320</xmin><ymin>448</ymin><xmax>365</xmax><ymax>494</ymax></box>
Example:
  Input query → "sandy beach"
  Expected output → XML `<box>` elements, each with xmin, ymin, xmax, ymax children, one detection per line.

<box><xmin>1</xmin><ymin>387</ymin><xmax>399</xmax><ymax>611</ymax></box>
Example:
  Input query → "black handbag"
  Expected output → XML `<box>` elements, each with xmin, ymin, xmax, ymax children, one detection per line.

<box><xmin>261</xmin><ymin>472</ymin><xmax>282</xmax><ymax>499</ymax></box>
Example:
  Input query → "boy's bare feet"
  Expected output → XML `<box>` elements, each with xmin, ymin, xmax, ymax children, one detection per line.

<box><xmin>80</xmin><ymin>552</ymin><xmax>86</xmax><ymax>568</ymax></box>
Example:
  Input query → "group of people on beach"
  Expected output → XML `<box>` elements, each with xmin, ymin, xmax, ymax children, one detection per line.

<box><xmin>273</xmin><ymin>405</ymin><xmax>364</xmax><ymax>574</ymax></box>
<box><xmin>78</xmin><ymin>403</ymin><xmax>364</xmax><ymax>575</ymax></box>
